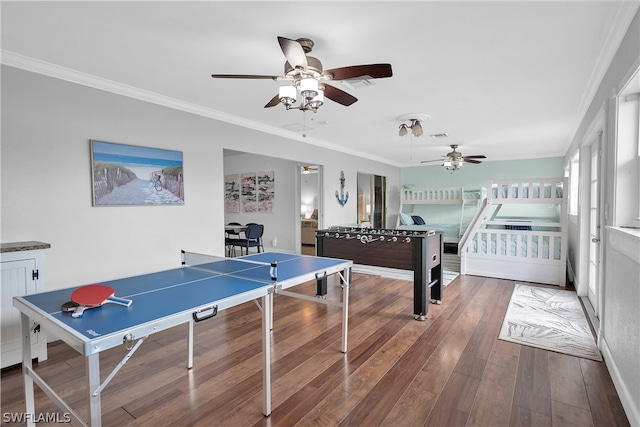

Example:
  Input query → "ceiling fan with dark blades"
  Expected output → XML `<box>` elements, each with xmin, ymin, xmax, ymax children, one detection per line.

<box><xmin>421</xmin><ymin>145</ymin><xmax>486</xmax><ymax>170</ymax></box>
<box><xmin>211</xmin><ymin>36</ymin><xmax>392</xmax><ymax>112</ymax></box>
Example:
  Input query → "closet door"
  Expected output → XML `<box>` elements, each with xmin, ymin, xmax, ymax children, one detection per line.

<box><xmin>1</xmin><ymin>258</ymin><xmax>41</xmax><ymax>367</ymax></box>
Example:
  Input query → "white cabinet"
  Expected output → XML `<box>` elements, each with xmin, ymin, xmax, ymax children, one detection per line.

<box><xmin>1</xmin><ymin>242</ymin><xmax>49</xmax><ymax>368</ymax></box>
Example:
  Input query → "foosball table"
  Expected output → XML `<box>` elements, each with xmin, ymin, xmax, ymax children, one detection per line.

<box><xmin>316</xmin><ymin>227</ymin><xmax>443</xmax><ymax>320</ymax></box>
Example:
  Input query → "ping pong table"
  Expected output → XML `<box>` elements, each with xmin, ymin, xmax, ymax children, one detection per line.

<box><xmin>13</xmin><ymin>251</ymin><xmax>352</xmax><ymax>427</ymax></box>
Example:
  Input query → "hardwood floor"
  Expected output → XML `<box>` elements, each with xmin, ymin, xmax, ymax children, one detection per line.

<box><xmin>301</xmin><ymin>244</ymin><xmax>316</xmax><ymax>256</ymax></box>
<box><xmin>1</xmin><ymin>273</ymin><xmax>629</xmax><ymax>426</ymax></box>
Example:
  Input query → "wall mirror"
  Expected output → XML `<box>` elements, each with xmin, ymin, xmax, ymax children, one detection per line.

<box><xmin>357</xmin><ymin>172</ymin><xmax>386</xmax><ymax>228</ymax></box>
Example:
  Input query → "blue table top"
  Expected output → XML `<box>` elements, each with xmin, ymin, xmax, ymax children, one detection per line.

<box><xmin>17</xmin><ymin>252</ymin><xmax>350</xmax><ymax>342</ymax></box>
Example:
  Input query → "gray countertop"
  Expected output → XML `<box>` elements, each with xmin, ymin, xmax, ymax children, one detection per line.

<box><xmin>1</xmin><ymin>241</ymin><xmax>51</xmax><ymax>253</ymax></box>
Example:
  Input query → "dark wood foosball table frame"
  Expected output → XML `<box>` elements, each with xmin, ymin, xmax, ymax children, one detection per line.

<box><xmin>316</xmin><ymin>228</ymin><xmax>443</xmax><ymax>320</ymax></box>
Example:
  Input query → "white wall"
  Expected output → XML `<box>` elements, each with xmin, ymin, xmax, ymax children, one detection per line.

<box><xmin>401</xmin><ymin>156</ymin><xmax>565</xmax><ymax>186</ymax></box>
<box><xmin>563</xmin><ymin>10</ymin><xmax>640</xmax><ymax>426</ymax></box>
<box><xmin>2</xmin><ymin>66</ymin><xmax>225</xmax><ymax>287</ymax></box>
<box><xmin>1</xmin><ymin>65</ymin><xmax>399</xmax><ymax>293</ymax></box>
<box><xmin>400</xmin><ymin>157</ymin><xmax>565</xmax><ymax>224</ymax></box>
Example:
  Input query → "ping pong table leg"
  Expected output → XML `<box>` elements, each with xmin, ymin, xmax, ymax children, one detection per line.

<box><xmin>87</xmin><ymin>353</ymin><xmax>102</xmax><ymax>426</ymax></box>
<box><xmin>262</xmin><ymin>291</ymin><xmax>272</xmax><ymax>416</ymax></box>
<box><xmin>341</xmin><ymin>268</ymin><xmax>350</xmax><ymax>353</ymax></box>
<box><xmin>269</xmin><ymin>292</ymin><xmax>274</xmax><ymax>330</ymax></box>
<box><xmin>188</xmin><ymin>319</ymin><xmax>194</xmax><ymax>369</ymax></box>
<box><xmin>20</xmin><ymin>313</ymin><xmax>36</xmax><ymax>427</ymax></box>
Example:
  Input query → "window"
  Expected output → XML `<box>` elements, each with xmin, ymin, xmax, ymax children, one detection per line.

<box><xmin>615</xmin><ymin>67</ymin><xmax>640</xmax><ymax>228</ymax></box>
<box><xmin>569</xmin><ymin>151</ymin><xmax>580</xmax><ymax>215</ymax></box>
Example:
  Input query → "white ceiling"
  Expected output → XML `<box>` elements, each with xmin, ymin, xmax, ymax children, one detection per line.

<box><xmin>2</xmin><ymin>1</ymin><xmax>637</xmax><ymax>167</ymax></box>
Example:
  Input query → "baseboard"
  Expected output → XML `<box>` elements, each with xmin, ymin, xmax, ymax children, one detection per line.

<box><xmin>601</xmin><ymin>337</ymin><xmax>640</xmax><ymax>427</ymax></box>
<box><xmin>579</xmin><ymin>296</ymin><xmax>600</xmax><ymax>340</ymax></box>
<box><xmin>567</xmin><ymin>257</ymin><xmax>576</xmax><ymax>283</ymax></box>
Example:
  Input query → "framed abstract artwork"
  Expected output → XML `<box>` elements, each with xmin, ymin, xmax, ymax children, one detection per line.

<box><xmin>241</xmin><ymin>172</ymin><xmax>257</xmax><ymax>212</ymax></box>
<box><xmin>225</xmin><ymin>174</ymin><xmax>240</xmax><ymax>212</ymax></box>
<box><xmin>257</xmin><ymin>170</ymin><xmax>275</xmax><ymax>213</ymax></box>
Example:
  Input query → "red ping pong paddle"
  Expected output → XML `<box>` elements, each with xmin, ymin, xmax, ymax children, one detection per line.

<box><xmin>69</xmin><ymin>284</ymin><xmax>132</xmax><ymax>318</ymax></box>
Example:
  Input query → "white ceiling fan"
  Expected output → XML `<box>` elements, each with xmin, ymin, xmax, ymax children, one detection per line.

<box><xmin>421</xmin><ymin>145</ymin><xmax>486</xmax><ymax>170</ymax></box>
<box><xmin>212</xmin><ymin>36</ymin><xmax>393</xmax><ymax>113</ymax></box>
<box><xmin>301</xmin><ymin>165</ymin><xmax>319</xmax><ymax>174</ymax></box>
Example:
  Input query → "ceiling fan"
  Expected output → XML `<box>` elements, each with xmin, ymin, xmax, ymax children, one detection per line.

<box><xmin>211</xmin><ymin>36</ymin><xmax>393</xmax><ymax>112</ymax></box>
<box><xmin>420</xmin><ymin>145</ymin><xmax>486</xmax><ymax>170</ymax></box>
<box><xmin>301</xmin><ymin>165</ymin><xmax>318</xmax><ymax>174</ymax></box>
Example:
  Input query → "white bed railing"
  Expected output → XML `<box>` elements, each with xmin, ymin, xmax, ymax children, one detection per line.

<box><xmin>488</xmin><ymin>177</ymin><xmax>566</xmax><ymax>204</ymax></box>
<box><xmin>400</xmin><ymin>187</ymin><xmax>487</xmax><ymax>204</ymax></box>
<box><xmin>462</xmin><ymin>229</ymin><xmax>564</xmax><ymax>260</ymax></box>
<box><xmin>460</xmin><ymin>228</ymin><xmax>566</xmax><ymax>286</ymax></box>
<box><xmin>401</xmin><ymin>187</ymin><xmax>464</xmax><ymax>204</ymax></box>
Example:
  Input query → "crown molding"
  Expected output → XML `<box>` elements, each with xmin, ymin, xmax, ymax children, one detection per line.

<box><xmin>0</xmin><ymin>50</ymin><xmax>402</xmax><ymax>167</ymax></box>
<box><xmin>0</xmin><ymin>49</ymin><xmax>282</xmax><ymax>134</ymax></box>
<box><xmin>564</xmin><ymin>1</ymin><xmax>640</xmax><ymax>152</ymax></box>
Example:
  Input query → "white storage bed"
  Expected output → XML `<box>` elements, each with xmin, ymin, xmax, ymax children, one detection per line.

<box><xmin>458</xmin><ymin>177</ymin><xmax>568</xmax><ymax>286</ymax></box>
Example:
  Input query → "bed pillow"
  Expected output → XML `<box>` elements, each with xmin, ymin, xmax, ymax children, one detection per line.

<box><xmin>411</xmin><ymin>215</ymin><xmax>426</xmax><ymax>225</ymax></box>
<box><xmin>399</xmin><ymin>213</ymin><xmax>414</xmax><ymax>225</ymax></box>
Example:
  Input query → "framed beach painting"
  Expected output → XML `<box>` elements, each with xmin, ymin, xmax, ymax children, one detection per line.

<box><xmin>90</xmin><ymin>140</ymin><xmax>184</xmax><ymax>206</ymax></box>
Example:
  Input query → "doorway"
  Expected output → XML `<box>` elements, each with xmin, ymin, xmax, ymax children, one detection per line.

<box><xmin>300</xmin><ymin>165</ymin><xmax>320</xmax><ymax>255</ymax></box>
<box><xmin>357</xmin><ymin>172</ymin><xmax>386</xmax><ymax>228</ymax></box>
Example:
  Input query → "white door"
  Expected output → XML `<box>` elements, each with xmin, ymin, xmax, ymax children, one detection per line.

<box><xmin>587</xmin><ymin>139</ymin><xmax>601</xmax><ymax>315</ymax></box>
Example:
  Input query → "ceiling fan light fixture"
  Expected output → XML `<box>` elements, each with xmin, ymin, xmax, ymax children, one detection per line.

<box><xmin>422</xmin><ymin>144</ymin><xmax>484</xmax><ymax>170</ymax></box>
<box><xmin>444</xmin><ymin>158</ymin><xmax>463</xmax><ymax>171</ymax></box>
<box><xmin>411</xmin><ymin>120</ymin><xmax>423</xmax><ymax>137</ymax></box>
<box><xmin>299</xmin><ymin>77</ymin><xmax>319</xmax><ymax>100</ymax></box>
<box><xmin>279</xmin><ymin>85</ymin><xmax>297</xmax><ymax>107</ymax></box>
<box><xmin>308</xmin><ymin>88</ymin><xmax>324</xmax><ymax>110</ymax></box>
<box><xmin>397</xmin><ymin>113</ymin><xmax>429</xmax><ymax>138</ymax></box>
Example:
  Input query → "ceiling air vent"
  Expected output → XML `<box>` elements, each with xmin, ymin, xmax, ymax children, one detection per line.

<box><xmin>340</xmin><ymin>77</ymin><xmax>375</xmax><ymax>91</ymax></box>
<box><xmin>429</xmin><ymin>133</ymin><xmax>449</xmax><ymax>139</ymax></box>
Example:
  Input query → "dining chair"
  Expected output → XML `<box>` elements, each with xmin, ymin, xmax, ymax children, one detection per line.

<box><xmin>225</xmin><ymin>222</ymin><xmax>243</xmax><ymax>257</ymax></box>
<box><xmin>231</xmin><ymin>223</ymin><xmax>264</xmax><ymax>256</ymax></box>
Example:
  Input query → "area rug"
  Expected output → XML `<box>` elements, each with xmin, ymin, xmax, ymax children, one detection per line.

<box><xmin>499</xmin><ymin>284</ymin><xmax>602</xmax><ymax>361</ymax></box>
<box><xmin>351</xmin><ymin>265</ymin><xmax>459</xmax><ymax>286</ymax></box>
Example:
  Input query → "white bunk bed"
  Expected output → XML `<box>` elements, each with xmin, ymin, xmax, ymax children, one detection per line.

<box><xmin>458</xmin><ymin>177</ymin><xmax>568</xmax><ymax>286</ymax></box>
<box><xmin>396</xmin><ymin>186</ymin><xmax>485</xmax><ymax>243</ymax></box>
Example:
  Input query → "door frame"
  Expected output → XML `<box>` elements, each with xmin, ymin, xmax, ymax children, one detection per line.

<box><xmin>578</xmin><ymin>107</ymin><xmax>606</xmax><ymax>339</ymax></box>
<box><xmin>587</xmin><ymin>134</ymin><xmax>602</xmax><ymax>312</ymax></box>
<box><xmin>298</xmin><ymin>164</ymin><xmax>323</xmax><ymax>251</ymax></box>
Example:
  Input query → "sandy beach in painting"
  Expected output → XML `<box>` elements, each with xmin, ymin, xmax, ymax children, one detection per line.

<box><xmin>94</xmin><ymin>165</ymin><xmax>183</xmax><ymax>205</ymax></box>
